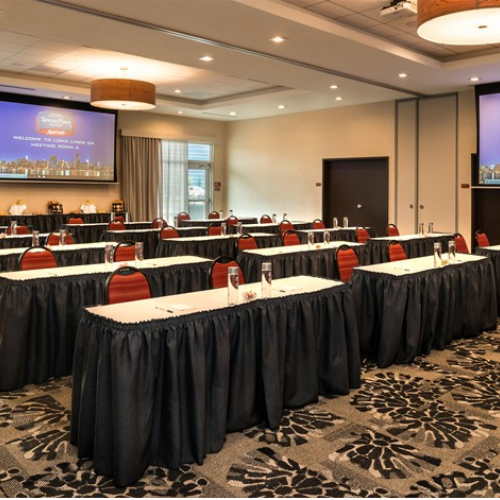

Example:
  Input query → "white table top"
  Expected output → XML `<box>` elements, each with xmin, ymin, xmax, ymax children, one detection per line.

<box><xmin>87</xmin><ymin>275</ymin><xmax>344</xmax><ymax>324</ymax></box>
<box><xmin>242</xmin><ymin>241</ymin><xmax>363</xmax><ymax>257</ymax></box>
<box><xmin>0</xmin><ymin>255</ymin><xmax>211</xmax><ymax>282</ymax></box>
<box><xmin>356</xmin><ymin>253</ymin><xmax>485</xmax><ymax>276</ymax></box>
<box><xmin>369</xmin><ymin>232</ymin><xmax>454</xmax><ymax>242</ymax></box>
<box><xmin>483</xmin><ymin>245</ymin><xmax>500</xmax><ymax>251</ymax></box>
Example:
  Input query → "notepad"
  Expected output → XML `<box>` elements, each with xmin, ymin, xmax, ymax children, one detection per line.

<box><xmin>168</xmin><ymin>303</ymin><xmax>195</xmax><ymax>311</ymax></box>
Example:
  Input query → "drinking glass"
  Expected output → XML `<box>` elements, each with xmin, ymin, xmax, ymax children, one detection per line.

<box><xmin>219</xmin><ymin>210</ymin><xmax>223</xmax><ymax>219</ymax></box>
<box><xmin>221</xmin><ymin>222</ymin><xmax>227</xmax><ymax>236</ymax></box>
<box><xmin>110</xmin><ymin>212</ymin><xmax>115</xmax><ymax>222</ymax></box>
<box><xmin>173</xmin><ymin>216</ymin><xmax>178</xmax><ymax>227</ymax></box>
<box><xmin>283</xmin><ymin>212</ymin><xmax>288</xmax><ymax>221</ymax></box>
<box><xmin>261</xmin><ymin>262</ymin><xmax>272</xmax><ymax>298</ymax></box>
<box><xmin>105</xmin><ymin>243</ymin><xmax>114</xmax><ymax>270</ymax></box>
<box><xmin>59</xmin><ymin>228</ymin><xmax>67</xmax><ymax>246</ymax></box>
<box><xmin>229</xmin><ymin>209</ymin><xmax>233</xmax><ymax>217</ymax></box>
<box><xmin>307</xmin><ymin>231</ymin><xmax>314</xmax><ymax>248</ymax></box>
<box><xmin>10</xmin><ymin>221</ymin><xmax>17</xmax><ymax>236</ymax></box>
<box><xmin>228</xmin><ymin>267</ymin><xmax>239</xmax><ymax>305</ymax></box>
<box><xmin>324</xmin><ymin>230</ymin><xmax>331</xmax><ymax>246</ymax></box>
<box><xmin>272</xmin><ymin>213</ymin><xmax>277</xmax><ymax>223</ymax></box>
<box><xmin>418</xmin><ymin>222</ymin><xmax>425</xmax><ymax>237</ymax></box>
<box><xmin>448</xmin><ymin>240</ymin><xmax>456</xmax><ymax>264</ymax></box>
<box><xmin>237</xmin><ymin>222</ymin><xmax>243</xmax><ymax>235</ymax></box>
<box><xmin>428</xmin><ymin>222</ymin><xmax>434</xmax><ymax>234</ymax></box>
<box><xmin>433</xmin><ymin>242</ymin><xmax>442</xmax><ymax>268</ymax></box>
<box><xmin>32</xmin><ymin>230</ymin><xmax>40</xmax><ymax>247</ymax></box>
<box><xmin>333</xmin><ymin>217</ymin><xmax>338</xmax><ymax>229</ymax></box>
<box><xmin>135</xmin><ymin>242</ymin><xmax>144</xmax><ymax>267</ymax></box>
<box><xmin>343</xmin><ymin>216</ymin><xmax>349</xmax><ymax>228</ymax></box>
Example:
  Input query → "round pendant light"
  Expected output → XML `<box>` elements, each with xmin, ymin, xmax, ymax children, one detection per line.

<box><xmin>90</xmin><ymin>78</ymin><xmax>156</xmax><ymax>110</ymax></box>
<box><xmin>418</xmin><ymin>0</ymin><xmax>500</xmax><ymax>45</ymax></box>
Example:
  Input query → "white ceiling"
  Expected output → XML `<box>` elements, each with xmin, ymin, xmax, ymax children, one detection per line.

<box><xmin>0</xmin><ymin>0</ymin><xmax>498</xmax><ymax>121</ymax></box>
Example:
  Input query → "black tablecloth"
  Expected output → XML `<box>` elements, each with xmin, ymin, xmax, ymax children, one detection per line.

<box><xmin>178</xmin><ymin>217</ymin><xmax>258</xmax><ymax>228</ymax></box>
<box><xmin>352</xmin><ymin>257</ymin><xmax>497</xmax><ymax>367</ymax></box>
<box><xmin>238</xmin><ymin>244</ymin><xmax>369</xmax><ymax>282</ymax></box>
<box><xmin>0</xmin><ymin>260</ymin><xmax>211</xmax><ymax>391</ymax></box>
<box><xmin>101</xmin><ymin>229</ymin><xmax>161</xmax><ymax>259</ymax></box>
<box><xmin>71</xmin><ymin>280</ymin><xmax>360</xmax><ymax>487</ymax></box>
<box><xmin>296</xmin><ymin>227</ymin><xmax>377</xmax><ymax>244</ymax></box>
<box><xmin>368</xmin><ymin>234</ymin><xmax>454</xmax><ymax>263</ymax></box>
<box><xmin>476</xmin><ymin>247</ymin><xmax>500</xmax><ymax>312</ymax></box>
<box><xmin>241</xmin><ymin>223</ymin><xmax>280</xmax><ymax>235</ymax></box>
<box><xmin>61</xmin><ymin>222</ymin><xmax>151</xmax><ymax>244</ymax></box>
<box><xmin>156</xmin><ymin>234</ymin><xmax>282</xmax><ymax>259</ymax></box>
<box><xmin>0</xmin><ymin>234</ymin><xmax>48</xmax><ymax>249</ymax></box>
<box><xmin>0</xmin><ymin>212</ymin><xmax>130</xmax><ymax>233</ymax></box>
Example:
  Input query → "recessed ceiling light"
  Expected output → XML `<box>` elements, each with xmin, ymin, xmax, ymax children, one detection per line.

<box><xmin>330</xmin><ymin>85</ymin><xmax>339</xmax><ymax>89</ymax></box>
<box><xmin>277</xmin><ymin>104</ymin><xmax>286</xmax><ymax>109</ymax></box>
<box><xmin>335</xmin><ymin>96</ymin><xmax>343</xmax><ymax>101</ymax></box>
<box><xmin>229</xmin><ymin>111</ymin><xmax>237</xmax><ymax>116</ymax></box>
<box><xmin>470</xmin><ymin>76</ymin><xmax>480</xmax><ymax>82</ymax></box>
<box><xmin>200</xmin><ymin>56</ymin><xmax>214</xmax><ymax>62</ymax></box>
<box><xmin>176</xmin><ymin>111</ymin><xmax>184</xmax><ymax>114</ymax></box>
<box><xmin>174</xmin><ymin>89</ymin><xmax>182</xmax><ymax>93</ymax></box>
<box><xmin>62</xmin><ymin>95</ymin><xmax>71</xmax><ymax>100</ymax></box>
<box><xmin>398</xmin><ymin>73</ymin><xmax>408</xmax><ymax>78</ymax></box>
<box><xmin>270</xmin><ymin>36</ymin><xmax>287</xmax><ymax>43</ymax></box>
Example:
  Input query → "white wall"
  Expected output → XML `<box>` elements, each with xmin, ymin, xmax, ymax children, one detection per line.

<box><xmin>225</xmin><ymin>101</ymin><xmax>396</xmax><ymax>222</ymax></box>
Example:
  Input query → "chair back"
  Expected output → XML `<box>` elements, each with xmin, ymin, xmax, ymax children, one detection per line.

<box><xmin>454</xmin><ymin>233</ymin><xmax>469</xmax><ymax>254</ymax></box>
<box><xmin>260</xmin><ymin>214</ymin><xmax>272</xmax><ymax>224</ymax></box>
<box><xmin>208</xmin><ymin>211</ymin><xmax>220</xmax><ymax>219</ymax></box>
<box><xmin>208</xmin><ymin>224</ymin><xmax>222</xmax><ymax>236</ymax></box>
<box><xmin>237</xmin><ymin>234</ymin><xmax>258</xmax><ymax>251</ymax></box>
<box><xmin>335</xmin><ymin>245</ymin><xmax>359</xmax><ymax>282</ymax></box>
<box><xmin>114</xmin><ymin>216</ymin><xmax>125</xmax><ymax>223</ymax></box>
<box><xmin>388</xmin><ymin>241</ymin><xmax>407</xmax><ymax>262</ymax></box>
<box><xmin>312</xmin><ymin>219</ymin><xmax>325</xmax><ymax>229</ymax></box>
<box><xmin>67</xmin><ymin>217</ymin><xmax>84</xmax><ymax>224</ymax></box>
<box><xmin>160</xmin><ymin>226</ymin><xmax>180</xmax><ymax>239</ymax></box>
<box><xmin>355</xmin><ymin>226</ymin><xmax>370</xmax><ymax>244</ymax></box>
<box><xmin>108</xmin><ymin>221</ymin><xmax>126</xmax><ymax>231</ymax></box>
<box><xmin>227</xmin><ymin>216</ymin><xmax>239</xmax><ymax>227</ymax></box>
<box><xmin>47</xmin><ymin>232</ymin><xmax>75</xmax><ymax>245</ymax></box>
<box><xmin>6</xmin><ymin>224</ymin><xmax>30</xmax><ymax>235</ymax></box>
<box><xmin>386</xmin><ymin>223</ymin><xmax>400</xmax><ymax>237</ymax></box>
<box><xmin>279</xmin><ymin>220</ymin><xmax>294</xmax><ymax>235</ymax></box>
<box><xmin>210</xmin><ymin>256</ymin><xmax>245</xmax><ymax>289</ymax></box>
<box><xmin>113</xmin><ymin>240</ymin><xmax>136</xmax><ymax>262</ymax></box>
<box><xmin>177</xmin><ymin>211</ymin><xmax>190</xmax><ymax>221</ymax></box>
<box><xmin>105</xmin><ymin>266</ymin><xmax>152</xmax><ymax>305</ymax></box>
<box><xmin>475</xmin><ymin>229</ymin><xmax>490</xmax><ymax>248</ymax></box>
<box><xmin>152</xmin><ymin>218</ymin><xmax>167</xmax><ymax>229</ymax></box>
<box><xmin>19</xmin><ymin>246</ymin><xmax>57</xmax><ymax>271</ymax></box>
<box><xmin>282</xmin><ymin>230</ymin><xmax>301</xmax><ymax>246</ymax></box>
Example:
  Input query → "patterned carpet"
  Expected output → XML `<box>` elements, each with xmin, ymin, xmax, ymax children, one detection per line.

<box><xmin>2</xmin><ymin>324</ymin><xmax>500</xmax><ymax>497</ymax></box>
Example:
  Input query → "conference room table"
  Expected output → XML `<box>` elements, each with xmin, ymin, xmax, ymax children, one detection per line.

<box><xmin>178</xmin><ymin>216</ymin><xmax>258</xmax><ymax>228</ymax></box>
<box><xmin>61</xmin><ymin>221</ymin><xmax>152</xmax><ymax>243</ymax></box>
<box><xmin>0</xmin><ymin>233</ymin><xmax>50</xmax><ymax>249</ymax></box>
<box><xmin>352</xmin><ymin>254</ymin><xmax>497</xmax><ymax>368</ymax></box>
<box><xmin>475</xmin><ymin>245</ymin><xmax>500</xmax><ymax>312</ymax></box>
<box><xmin>367</xmin><ymin>232</ymin><xmax>455</xmax><ymax>263</ymax></box>
<box><xmin>0</xmin><ymin>256</ymin><xmax>212</xmax><ymax>392</ymax></box>
<box><xmin>0</xmin><ymin>242</ymin><xmax>115</xmax><ymax>272</ymax></box>
<box><xmin>156</xmin><ymin>232</ymin><xmax>282</xmax><ymax>259</ymax></box>
<box><xmin>71</xmin><ymin>275</ymin><xmax>360</xmax><ymax>487</ymax></box>
<box><xmin>237</xmin><ymin>241</ymin><xmax>368</xmax><ymax>282</ymax></box>
<box><xmin>296</xmin><ymin>226</ymin><xmax>377</xmax><ymax>244</ymax></box>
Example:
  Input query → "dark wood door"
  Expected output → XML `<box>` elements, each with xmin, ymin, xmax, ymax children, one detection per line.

<box><xmin>322</xmin><ymin>157</ymin><xmax>388</xmax><ymax>236</ymax></box>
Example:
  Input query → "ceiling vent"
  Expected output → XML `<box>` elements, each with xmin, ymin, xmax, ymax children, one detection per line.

<box><xmin>380</xmin><ymin>1</ymin><xmax>417</xmax><ymax>20</ymax></box>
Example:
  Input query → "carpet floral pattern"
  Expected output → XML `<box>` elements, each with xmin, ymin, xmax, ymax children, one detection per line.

<box><xmin>2</xmin><ymin>324</ymin><xmax>500</xmax><ymax>497</ymax></box>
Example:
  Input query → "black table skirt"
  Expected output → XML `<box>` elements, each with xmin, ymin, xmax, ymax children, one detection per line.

<box><xmin>352</xmin><ymin>258</ymin><xmax>497</xmax><ymax>367</ymax></box>
<box><xmin>296</xmin><ymin>227</ymin><xmax>377</xmax><ymax>244</ymax></box>
<box><xmin>0</xmin><ymin>261</ymin><xmax>211</xmax><ymax>392</ymax></box>
<box><xmin>0</xmin><ymin>212</ymin><xmax>129</xmax><ymax>233</ymax></box>
<box><xmin>61</xmin><ymin>222</ymin><xmax>151</xmax><ymax>244</ymax></box>
<box><xmin>101</xmin><ymin>230</ymin><xmax>160</xmax><ymax>259</ymax></box>
<box><xmin>70</xmin><ymin>282</ymin><xmax>360</xmax><ymax>487</ymax></box>
<box><xmin>156</xmin><ymin>234</ymin><xmax>281</xmax><ymax>260</ymax></box>
<box><xmin>238</xmin><ymin>244</ymin><xmax>369</xmax><ymax>282</ymax></box>
<box><xmin>0</xmin><ymin>234</ymin><xmax>48</xmax><ymax>249</ymax></box>
<box><xmin>476</xmin><ymin>247</ymin><xmax>500</xmax><ymax>312</ymax></box>
<box><xmin>179</xmin><ymin>217</ymin><xmax>258</xmax><ymax>228</ymax></box>
<box><xmin>368</xmin><ymin>234</ymin><xmax>454</xmax><ymax>263</ymax></box>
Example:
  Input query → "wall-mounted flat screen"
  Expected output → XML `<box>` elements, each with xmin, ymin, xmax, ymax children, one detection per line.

<box><xmin>0</xmin><ymin>93</ymin><xmax>117</xmax><ymax>183</ymax></box>
<box><xmin>477</xmin><ymin>84</ymin><xmax>500</xmax><ymax>185</ymax></box>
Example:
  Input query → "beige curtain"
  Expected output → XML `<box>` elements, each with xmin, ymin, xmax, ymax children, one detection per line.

<box><xmin>121</xmin><ymin>136</ymin><xmax>161</xmax><ymax>221</ymax></box>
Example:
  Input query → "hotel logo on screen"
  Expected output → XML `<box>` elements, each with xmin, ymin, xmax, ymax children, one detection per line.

<box><xmin>36</xmin><ymin>111</ymin><xmax>75</xmax><ymax>137</ymax></box>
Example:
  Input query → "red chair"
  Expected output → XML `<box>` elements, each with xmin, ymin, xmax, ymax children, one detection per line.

<box><xmin>6</xmin><ymin>224</ymin><xmax>30</xmax><ymax>235</ymax></box>
<box><xmin>388</xmin><ymin>241</ymin><xmax>407</xmax><ymax>262</ymax></box>
<box><xmin>335</xmin><ymin>245</ymin><xmax>359</xmax><ymax>282</ymax></box>
<box><xmin>237</xmin><ymin>234</ymin><xmax>258</xmax><ymax>251</ymax></box>
<box><xmin>386</xmin><ymin>223</ymin><xmax>400</xmax><ymax>237</ymax></box>
<box><xmin>454</xmin><ymin>233</ymin><xmax>469</xmax><ymax>254</ymax></box>
<box><xmin>282</xmin><ymin>230</ymin><xmax>301</xmax><ymax>246</ymax></box>
<box><xmin>160</xmin><ymin>226</ymin><xmax>180</xmax><ymax>239</ymax></box>
<box><xmin>208</xmin><ymin>224</ymin><xmax>222</xmax><ymax>236</ymax></box>
<box><xmin>280</xmin><ymin>220</ymin><xmax>294</xmax><ymax>236</ymax></box>
<box><xmin>210</xmin><ymin>256</ymin><xmax>245</xmax><ymax>289</ymax></box>
<box><xmin>18</xmin><ymin>246</ymin><xmax>57</xmax><ymax>271</ymax></box>
<box><xmin>475</xmin><ymin>229</ymin><xmax>490</xmax><ymax>248</ymax></box>
<box><xmin>113</xmin><ymin>240</ymin><xmax>136</xmax><ymax>262</ymax></box>
<box><xmin>177</xmin><ymin>212</ymin><xmax>190</xmax><ymax>221</ymax></box>
<box><xmin>227</xmin><ymin>216</ymin><xmax>239</xmax><ymax>228</ymax></box>
<box><xmin>108</xmin><ymin>221</ymin><xmax>126</xmax><ymax>231</ymax></box>
<box><xmin>113</xmin><ymin>216</ymin><xmax>125</xmax><ymax>224</ymax></box>
<box><xmin>312</xmin><ymin>219</ymin><xmax>325</xmax><ymax>229</ymax></box>
<box><xmin>260</xmin><ymin>214</ymin><xmax>272</xmax><ymax>224</ymax></box>
<box><xmin>67</xmin><ymin>217</ymin><xmax>84</xmax><ymax>224</ymax></box>
<box><xmin>208</xmin><ymin>211</ymin><xmax>220</xmax><ymax>219</ymax></box>
<box><xmin>105</xmin><ymin>266</ymin><xmax>152</xmax><ymax>305</ymax></box>
<box><xmin>355</xmin><ymin>227</ymin><xmax>370</xmax><ymax>244</ymax></box>
<box><xmin>152</xmin><ymin>218</ymin><xmax>167</xmax><ymax>229</ymax></box>
<box><xmin>46</xmin><ymin>232</ymin><xmax>75</xmax><ymax>245</ymax></box>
